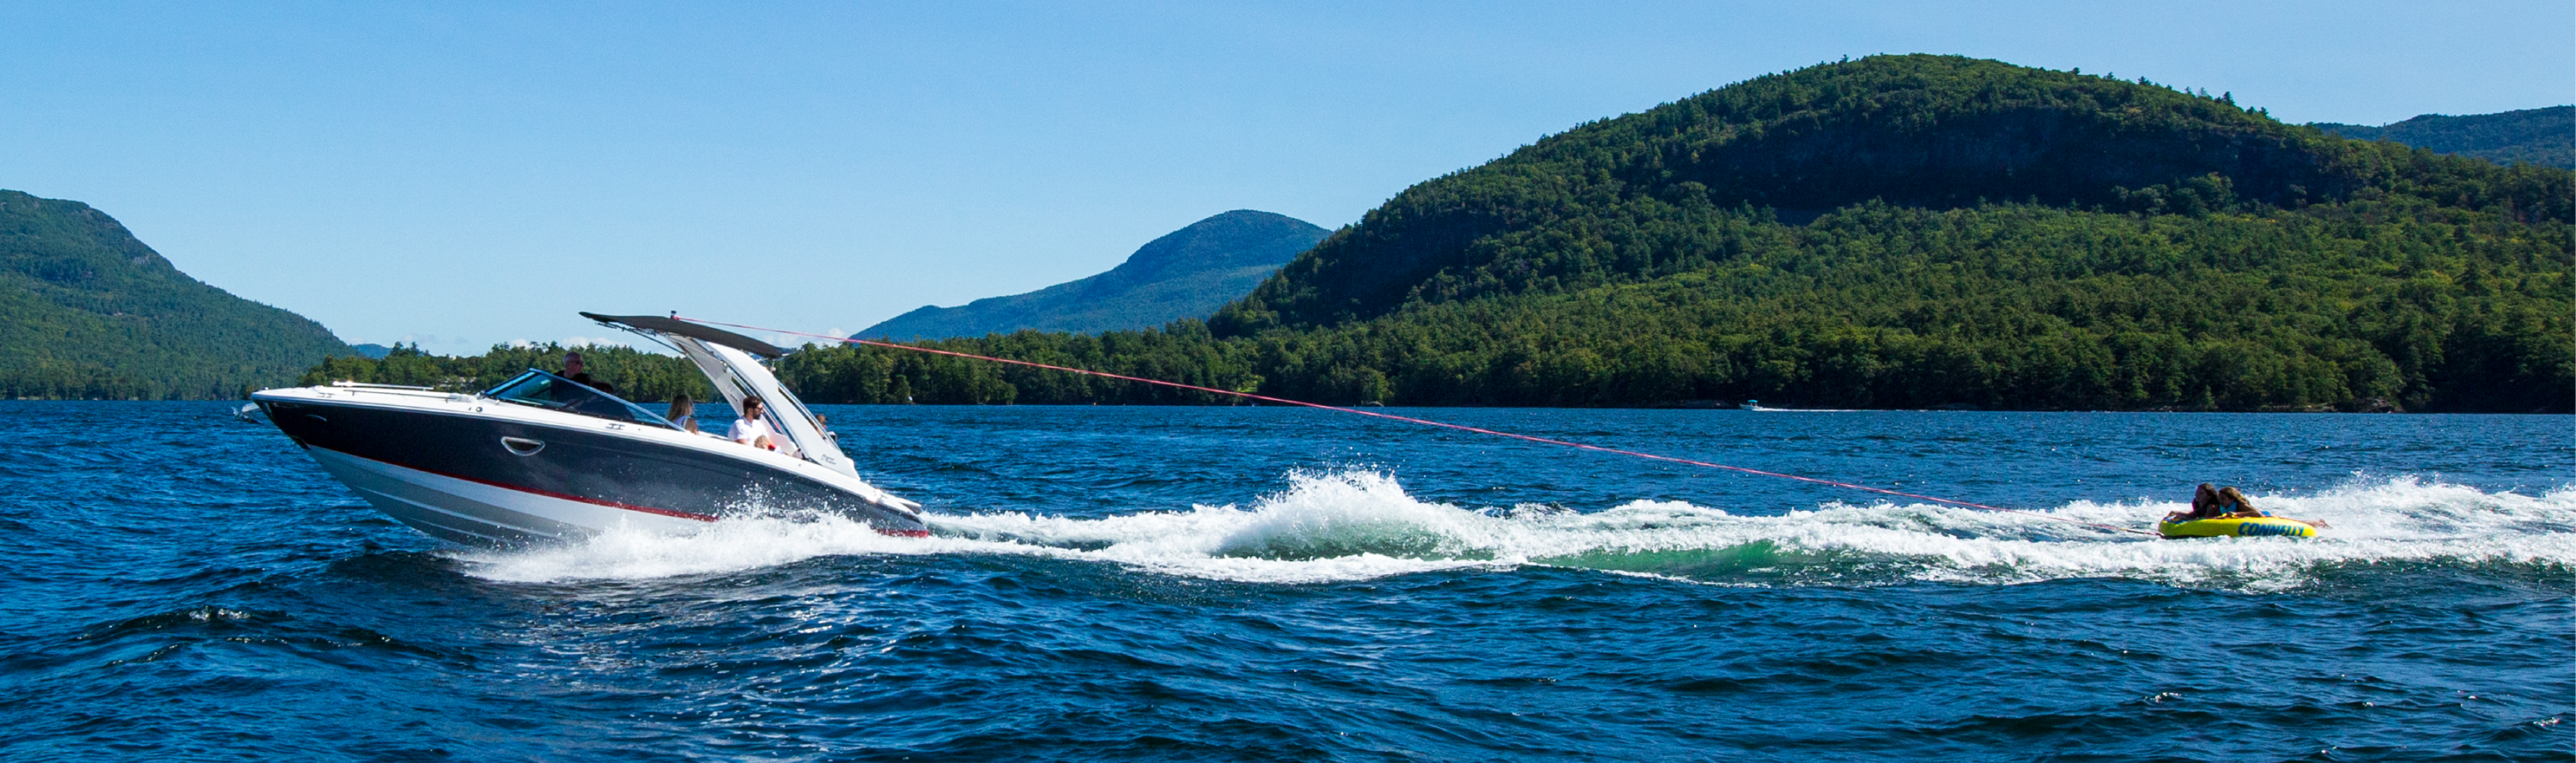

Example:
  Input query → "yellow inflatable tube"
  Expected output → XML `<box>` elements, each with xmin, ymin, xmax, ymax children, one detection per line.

<box><xmin>2158</xmin><ymin>516</ymin><xmax>2318</xmax><ymax>538</ymax></box>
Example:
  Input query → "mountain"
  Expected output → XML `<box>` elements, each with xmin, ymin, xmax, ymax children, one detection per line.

<box><xmin>0</xmin><ymin>190</ymin><xmax>355</xmax><ymax>398</ymax></box>
<box><xmin>1215</xmin><ymin>57</ymin><xmax>2567</xmax><ymax>334</ymax></box>
<box><xmin>768</xmin><ymin>56</ymin><xmax>2569</xmax><ymax>413</ymax></box>
<box><xmin>855</xmin><ymin>210</ymin><xmax>1328</xmax><ymax>341</ymax></box>
<box><xmin>2313</xmin><ymin>106</ymin><xmax>2573</xmax><ymax>169</ymax></box>
<box><xmin>350</xmin><ymin>343</ymin><xmax>393</xmax><ymax>359</ymax></box>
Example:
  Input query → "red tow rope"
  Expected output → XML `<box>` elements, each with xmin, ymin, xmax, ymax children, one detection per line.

<box><xmin>677</xmin><ymin>317</ymin><xmax>2162</xmax><ymax>537</ymax></box>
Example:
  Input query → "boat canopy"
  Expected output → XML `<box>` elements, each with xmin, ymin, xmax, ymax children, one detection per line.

<box><xmin>582</xmin><ymin>312</ymin><xmax>857</xmax><ymax>478</ymax></box>
<box><xmin>578</xmin><ymin>312</ymin><xmax>787</xmax><ymax>358</ymax></box>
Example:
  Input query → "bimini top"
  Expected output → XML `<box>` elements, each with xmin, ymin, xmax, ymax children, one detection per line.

<box><xmin>581</xmin><ymin>311</ymin><xmax>856</xmax><ymax>479</ymax></box>
<box><xmin>579</xmin><ymin>312</ymin><xmax>787</xmax><ymax>358</ymax></box>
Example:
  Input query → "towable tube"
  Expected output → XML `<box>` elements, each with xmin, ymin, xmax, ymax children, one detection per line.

<box><xmin>2158</xmin><ymin>517</ymin><xmax>2318</xmax><ymax>539</ymax></box>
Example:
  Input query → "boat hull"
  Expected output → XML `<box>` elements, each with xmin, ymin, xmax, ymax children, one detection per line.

<box><xmin>304</xmin><ymin>445</ymin><xmax>710</xmax><ymax>545</ymax></box>
<box><xmin>259</xmin><ymin>392</ymin><xmax>927</xmax><ymax>547</ymax></box>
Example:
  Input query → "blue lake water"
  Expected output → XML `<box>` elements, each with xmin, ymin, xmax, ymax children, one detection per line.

<box><xmin>2</xmin><ymin>401</ymin><xmax>2569</xmax><ymax>760</ymax></box>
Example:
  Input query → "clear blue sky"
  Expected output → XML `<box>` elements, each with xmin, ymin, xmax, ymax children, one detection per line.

<box><xmin>3</xmin><ymin>1</ymin><xmax>2568</xmax><ymax>353</ymax></box>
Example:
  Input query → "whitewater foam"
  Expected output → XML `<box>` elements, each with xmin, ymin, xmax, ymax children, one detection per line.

<box><xmin>454</xmin><ymin>471</ymin><xmax>2576</xmax><ymax>590</ymax></box>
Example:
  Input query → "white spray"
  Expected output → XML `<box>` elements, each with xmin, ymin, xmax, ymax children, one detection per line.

<box><xmin>456</xmin><ymin>471</ymin><xmax>2576</xmax><ymax>590</ymax></box>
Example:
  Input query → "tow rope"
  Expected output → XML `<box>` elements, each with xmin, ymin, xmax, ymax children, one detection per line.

<box><xmin>676</xmin><ymin>317</ymin><xmax>2163</xmax><ymax>537</ymax></box>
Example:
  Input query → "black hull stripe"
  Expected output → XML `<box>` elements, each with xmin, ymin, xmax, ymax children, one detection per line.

<box><xmin>314</xmin><ymin>444</ymin><xmax>720</xmax><ymax>523</ymax></box>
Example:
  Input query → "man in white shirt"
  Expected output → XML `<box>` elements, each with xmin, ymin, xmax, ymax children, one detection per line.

<box><xmin>730</xmin><ymin>396</ymin><xmax>798</xmax><ymax>457</ymax></box>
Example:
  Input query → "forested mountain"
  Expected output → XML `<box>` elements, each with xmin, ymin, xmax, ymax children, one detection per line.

<box><xmin>1</xmin><ymin>190</ymin><xmax>354</xmax><ymax>399</ymax></box>
<box><xmin>2314</xmin><ymin>106</ymin><xmax>2573</xmax><ymax>170</ymax></box>
<box><xmin>1214</xmin><ymin>57</ymin><xmax>2567</xmax><ymax>334</ymax></box>
<box><xmin>311</xmin><ymin>57</ymin><xmax>2573</xmax><ymax>413</ymax></box>
<box><xmin>855</xmin><ymin>210</ymin><xmax>1327</xmax><ymax>340</ymax></box>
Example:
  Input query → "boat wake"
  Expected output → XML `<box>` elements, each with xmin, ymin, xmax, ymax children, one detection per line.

<box><xmin>454</xmin><ymin>471</ymin><xmax>2576</xmax><ymax>590</ymax></box>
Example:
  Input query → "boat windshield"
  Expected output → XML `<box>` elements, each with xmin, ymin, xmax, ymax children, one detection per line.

<box><xmin>481</xmin><ymin>370</ymin><xmax>677</xmax><ymax>428</ymax></box>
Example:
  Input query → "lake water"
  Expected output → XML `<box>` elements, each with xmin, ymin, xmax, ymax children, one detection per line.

<box><xmin>3</xmin><ymin>402</ymin><xmax>2569</xmax><ymax>760</ymax></box>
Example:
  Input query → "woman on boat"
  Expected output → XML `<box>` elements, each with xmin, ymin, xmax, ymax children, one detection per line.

<box><xmin>665</xmin><ymin>394</ymin><xmax>700</xmax><ymax>433</ymax></box>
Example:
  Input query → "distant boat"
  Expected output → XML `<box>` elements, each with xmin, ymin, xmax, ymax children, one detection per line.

<box><xmin>1742</xmin><ymin>400</ymin><xmax>1862</xmax><ymax>413</ymax></box>
<box><xmin>252</xmin><ymin>312</ymin><xmax>925</xmax><ymax>547</ymax></box>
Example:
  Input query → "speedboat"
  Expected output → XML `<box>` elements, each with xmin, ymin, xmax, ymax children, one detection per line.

<box><xmin>252</xmin><ymin>312</ymin><xmax>927</xmax><ymax>547</ymax></box>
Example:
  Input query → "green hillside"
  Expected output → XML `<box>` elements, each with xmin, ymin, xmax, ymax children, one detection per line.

<box><xmin>1</xmin><ymin>190</ymin><xmax>354</xmax><ymax>399</ymax></box>
<box><xmin>1132</xmin><ymin>55</ymin><xmax>2561</xmax><ymax>413</ymax></box>
<box><xmin>856</xmin><ymin>210</ymin><xmax>1328</xmax><ymax>340</ymax></box>
<box><xmin>1214</xmin><ymin>56</ymin><xmax>2567</xmax><ymax>333</ymax></box>
<box><xmin>2314</xmin><ymin>106</ymin><xmax>2573</xmax><ymax>170</ymax></box>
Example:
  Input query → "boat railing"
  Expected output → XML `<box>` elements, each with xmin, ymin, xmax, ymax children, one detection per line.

<box><xmin>328</xmin><ymin>381</ymin><xmax>438</xmax><ymax>391</ymax></box>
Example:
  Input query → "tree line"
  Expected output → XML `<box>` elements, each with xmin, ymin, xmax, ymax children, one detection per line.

<box><xmin>298</xmin><ymin>342</ymin><xmax>715</xmax><ymax>403</ymax></box>
<box><xmin>298</xmin><ymin>196</ymin><xmax>2569</xmax><ymax>414</ymax></box>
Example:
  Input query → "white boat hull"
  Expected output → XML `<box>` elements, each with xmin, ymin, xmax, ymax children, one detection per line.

<box><xmin>307</xmin><ymin>445</ymin><xmax>714</xmax><ymax>546</ymax></box>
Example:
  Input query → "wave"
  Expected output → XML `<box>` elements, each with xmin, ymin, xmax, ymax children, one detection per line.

<box><xmin>454</xmin><ymin>471</ymin><xmax>2576</xmax><ymax>590</ymax></box>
